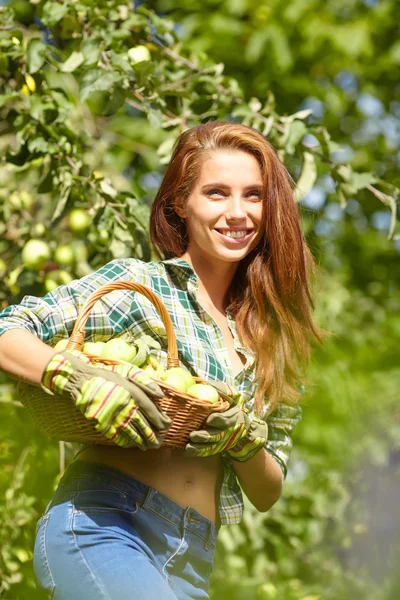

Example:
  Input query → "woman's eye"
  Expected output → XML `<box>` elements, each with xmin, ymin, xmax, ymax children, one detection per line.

<box><xmin>207</xmin><ymin>190</ymin><xmax>225</xmax><ymax>197</ymax></box>
<box><xmin>206</xmin><ymin>189</ymin><xmax>262</xmax><ymax>199</ymax></box>
<box><xmin>247</xmin><ymin>191</ymin><xmax>262</xmax><ymax>200</ymax></box>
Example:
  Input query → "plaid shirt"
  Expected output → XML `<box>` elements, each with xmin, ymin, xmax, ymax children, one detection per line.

<box><xmin>0</xmin><ymin>257</ymin><xmax>302</xmax><ymax>525</ymax></box>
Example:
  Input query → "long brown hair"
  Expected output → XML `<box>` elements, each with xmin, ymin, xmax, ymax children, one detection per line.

<box><xmin>150</xmin><ymin>121</ymin><xmax>322</xmax><ymax>415</ymax></box>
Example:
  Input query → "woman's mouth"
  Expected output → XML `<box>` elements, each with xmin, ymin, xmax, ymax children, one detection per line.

<box><xmin>213</xmin><ymin>229</ymin><xmax>254</xmax><ymax>244</ymax></box>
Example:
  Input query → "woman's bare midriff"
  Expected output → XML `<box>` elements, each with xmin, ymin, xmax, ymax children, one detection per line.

<box><xmin>74</xmin><ymin>445</ymin><xmax>224</xmax><ymax>525</ymax></box>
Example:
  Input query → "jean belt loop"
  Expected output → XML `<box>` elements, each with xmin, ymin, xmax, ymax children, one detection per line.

<box><xmin>181</xmin><ymin>507</ymin><xmax>190</xmax><ymax>538</ymax></box>
<box><xmin>141</xmin><ymin>485</ymin><xmax>155</xmax><ymax>509</ymax></box>
<box><xmin>204</xmin><ymin>522</ymin><xmax>213</xmax><ymax>551</ymax></box>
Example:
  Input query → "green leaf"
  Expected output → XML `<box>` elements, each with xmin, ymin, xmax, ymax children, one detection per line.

<box><xmin>81</xmin><ymin>40</ymin><xmax>102</xmax><ymax>66</ymax></box>
<box><xmin>0</xmin><ymin>93</ymin><xmax>19</xmax><ymax>107</ymax></box>
<box><xmin>148</xmin><ymin>108</ymin><xmax>163</xmax><ymax>129</ymax></box>
<box><xmin>337</xmin><ymin>184</ymin><xmax>348</xmax><ymax>209</ymax></box>
<box><xmin>245</xmin><ymin>28</ymin><xmax>269</xmax><ymax>64</ymax></box>
<box><xmin>26</xmin><ymin>39</ymin><xmax>47</xmax><ymax>74</ymax></box>
<box><xmin>61</xmin><ymin>51</ymin><xmax>84</xmax><ymax>73</ymax></box>
<box><xmin>283</xmin><ymin>120</ymin><xmax>307</xmax><ymax>154</ymax></box>
<box><xmin>294</xmin><ymin>152</ymin><xmax>318</xmax><ymax>203</ymax></box>
<box><xmin>79</xmin><ymin>69</ymin><xmax>120</xmax><ymax>102</ymax></box>
<box><xmin>280</xmin><ymin>109</ymin><xmax>313</xmax><ymax>123</ymax></box>
<box><xmin>41</xmin><ymin>2</ymin><xmax>69</xmax><ymax>27</ymax></box>
<box><xmin>50</xmin><ymin>173</ymin><xmax>73</xmax><ymax>225</ymax></box>
<box><xmin>335</xmin><ymin>165</ymin><xmax>352</xmax><ymax>182</ymax></box>
<box><xmin>350</xmin><ymin>172</ymin><xmax>376</xmax><ymax>192</ymax></box>
<box><xmin>99</xmin><ymin>180</ymin><xmax>118</xmax><ymax>198</ymax></box>
<box><xmin>27</xmin><ymin>137</ymin><xmax>49</xmax><ymax>153</ymax></box>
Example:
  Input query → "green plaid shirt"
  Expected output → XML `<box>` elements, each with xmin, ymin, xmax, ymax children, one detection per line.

<box><xmin>0</xmin><ymin>257</ymin><xmax>302</xmax><ymax>525</ymax></box>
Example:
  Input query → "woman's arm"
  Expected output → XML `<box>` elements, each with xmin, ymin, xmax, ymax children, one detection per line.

<box><xmin>0</xmin><ymin>258</ymin><xmax>147</xmax><ymax>384</ymax></box>
<box><xmin>233</xmin><ymin>401</ymin><xmax>303</xmax><ymax>512</ymax></box>
<box><xmin>0</xmin><ymin>329</ymin><xmax>56</xmax><ymax>385</ymax></box>
<box><xmin>230</xmin><ymin>448</ymin><xmax>283</xmax><ymax>512</ymax></box>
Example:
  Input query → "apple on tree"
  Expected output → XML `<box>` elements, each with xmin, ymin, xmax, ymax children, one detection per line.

<box><xmin>127</xmin><ymin>45</ymin><xmax>151</xmax><ymax>64</ymax></box>
<box><xmin>54</xmin><ymin>245</ymin><xmax>75</xmax><ymax>267</ymax></box>
<box><xmin>68</xmin><ymin>209</ymin><xmax>91</xmax><ymax>235</ymax></box>
<box><xmin>21</xmin><ymin>239</ymin><xmax>51</xmax><ymax>271</ymax></box>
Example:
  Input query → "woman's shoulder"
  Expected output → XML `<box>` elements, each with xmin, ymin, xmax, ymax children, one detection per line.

<box><xmin>94</xmin><ymin>258</ymin><xmax>167</xmax><ymax>282</ymax></box>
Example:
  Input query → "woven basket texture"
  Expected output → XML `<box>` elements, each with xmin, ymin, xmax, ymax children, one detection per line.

<box><xmin>18</xmin><ymin>281</ymin><xmax>230</xmax><ymax>449</ymax></box>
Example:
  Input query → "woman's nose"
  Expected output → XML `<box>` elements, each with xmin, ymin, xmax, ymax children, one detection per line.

<box><xmin>226</xmin><ymin>197</ymin><xmax>247</xmax><ymax>220</ymax></box>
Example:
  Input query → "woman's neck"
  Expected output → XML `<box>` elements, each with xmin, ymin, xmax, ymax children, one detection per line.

<box><xmin>179</xmin><ymin>251</ymin><xmax>237</xmax><ymax>313</ymax></box>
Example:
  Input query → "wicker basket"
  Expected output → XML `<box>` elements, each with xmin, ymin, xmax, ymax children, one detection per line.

<box><xmin>18</xmin><ymin>281</ymin><xmax>230</xmax><ymax>449</ymax></box>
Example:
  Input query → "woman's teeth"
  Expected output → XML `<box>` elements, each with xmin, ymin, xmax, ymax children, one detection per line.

<box><xmin>215</xmin><ymin>230</ymin><xmax>249</xmax><ymax>239</ymax></box>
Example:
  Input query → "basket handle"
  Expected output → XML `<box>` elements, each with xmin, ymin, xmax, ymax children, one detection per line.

<box><xmin>65</xmin><ymin>281</ymin><xmax>180</xmax><ymax>369</ymax></box>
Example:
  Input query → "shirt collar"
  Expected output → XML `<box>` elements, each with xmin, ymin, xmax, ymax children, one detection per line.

<box><xmin>162</xmin><ymin>257</ymin><xmax>199</xmax><ymax>292</ymax></box>
<box><xmin>162</xmin><ymin>256</ymin><xmax>254</xmax><ymax>364</ymax></box>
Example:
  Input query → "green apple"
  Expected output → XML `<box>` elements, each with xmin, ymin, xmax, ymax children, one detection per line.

<box><xmin>100</xmin><ymin>338</ymin><xmax>137</xmax><ymax>363</ymax></box>
<box><xmin>54</xmin><ymin>245</ymin><xmax>75</xmax><ymax>266</ymax></box>
<box><xmin>57</xmin><ymin>270</ymin><xmax>73</xmax><ymax>285</ymax></box>
<box><xmin>10</xmin><ymin>190</ymin><xmax>33</xmax><ymax>211</ymax></box>
<box><xmin>68</xmin><ymin>209</ymin><xmax>91</xmax><ymax>235</ymax></box>
<box><xmin>21</xmin><ymin>239</ymin><xmax>51</xmax><ymax>271</ymax></box>
<box><xmin>127</xmin><ymin>45</ymin><xmax>151</xmax><ymax>64</ymax></box>
<box><xmin>142</xmin><ymin>364</ymin><xmax>164</xmax><ymax>380</ymax></box>
<box><xmin>162</xmin><ymin>371</ymin><xmax>189</xmax><ymax>393</ymax></box>
<box><xmin>32</xmin><ymin>223</ymin><xmax>46</xmax><ymax>237</ymax></box>
<box><xmin>83</xmin><ymin>341</ymin><xmax>106</xmax><ymax>355</ymax></box>
<box><xmin>164</xmin><ymin>367</ymin><xmax>195</xmax><ymax>389</ymax></box>
<box><xmin>11</xmin><ymin>0</ymin><xmax>35</xmax><ymax>26</ymax></box>
<box><xmin>187</xmin><ymin>384</ymin><xmax>219</xmax><ymax>403</ymax></box>
<box><xmin>147</xmin><ymin>357</ymin><xmax>166</xmax><ymax>377</ymax></box>
<box><xmin>54</xmin><ymin>339</ymin><xmax>69</xmax><ymax>352</ymax></box>
<box><xmin>44</xmin><ymin>277</ymin><xmax>58</xmax><ymax>293</ymax></box>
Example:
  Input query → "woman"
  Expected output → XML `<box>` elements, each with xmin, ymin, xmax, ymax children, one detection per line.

<box><xmin>0</xmin><ymin>121</ymin><xmax>320</xmax><ymax>599</ymax></box>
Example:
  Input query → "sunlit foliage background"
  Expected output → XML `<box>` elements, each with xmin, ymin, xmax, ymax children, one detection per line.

<box><xmin>0</xmin><ymin>0</ymin><xmax>399</xmax><ymax>598</ymax></box>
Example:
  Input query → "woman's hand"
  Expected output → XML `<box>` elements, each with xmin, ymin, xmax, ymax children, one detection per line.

<box><xmin>41</xmin><ymin>349</ymin><xmax>171</xmax><ymax>449</ymax></box>
<box><xmin>184</xmin><ymin>381</ymin><xmax>268</xmax><ymax>461</ymax></box>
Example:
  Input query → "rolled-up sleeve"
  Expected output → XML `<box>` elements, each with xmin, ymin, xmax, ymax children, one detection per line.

<box><xmin>0</xmin><ymin>285</ymin><xmax>86</xmax><ymax>342</ymax></box>
<box><xmin>265</xmin><ymin>403</ymin><xmax>302</xmax><ymax>479</ymax></box>
<box><xmin>0</xmin><ymin>259</ymin><xmax>144</xmax><ymax>344</ymax></box>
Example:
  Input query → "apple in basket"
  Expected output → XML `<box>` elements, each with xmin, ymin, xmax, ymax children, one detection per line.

<box><xmin>142</xmin><ymin>357</ymin><xmax>166</xmax><ymax>379</ymax></box>
<box><xmin>82</xmin><ymin>341</ymin><xmax>106</xmax><ymax>355</ymax></box>
<box><xmin>187</xmin><ymin>384</ymin><xmax>219</xmax><ymax>403</ymax></box>
<box><xmin>100</xmin><ymin>339</ymin><xmax>137</xmax><ymax>363</ymax></box>
<box><xmin>162</xmin><ymin>367</ymin><xmax>196</xmax><ymax>392</ymax></box>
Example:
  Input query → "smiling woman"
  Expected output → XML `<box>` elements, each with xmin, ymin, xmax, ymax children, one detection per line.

<box><xmin>150</xmin><ymin>121</ymin><xmax>322</xmax><ymax>414</ymax></box>
<box><xmin>0</xmin><ymin>120</ymin><xmax>322</xmax><ymax>600</ymax></box>
<box><xmin>176</xmin><ymin>150</ymin><xmax>264</xmax><ymax>265</ymax></box>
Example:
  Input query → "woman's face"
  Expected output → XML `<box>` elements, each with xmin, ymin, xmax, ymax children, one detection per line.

<box><xmin>177</xmin><ymin>149</ymin><xmax>265</xmax><ymax>267</ymax></box>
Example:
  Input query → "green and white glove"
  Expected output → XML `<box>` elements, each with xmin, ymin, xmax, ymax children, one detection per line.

<box><xmin>184</xmin><ymin>383</ymin><xmax>268</xmax><ymax>461</ymax></box>
<box><xmin>41</xmin><ymin>349</ymin><xmax>171</xmax><ymax>449</ymax></box>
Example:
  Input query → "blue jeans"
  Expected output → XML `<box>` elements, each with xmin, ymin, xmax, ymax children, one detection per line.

<box><xmin>34</xmin><ymin>459</ymin><xmax>218</xmax><ymax>599</ymax></box>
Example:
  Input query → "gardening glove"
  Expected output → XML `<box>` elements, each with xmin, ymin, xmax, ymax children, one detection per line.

<box><xmin>205</xmin><ymin>380</ymin><xmax>241</xmax><ymax>404</ymax></box>
<box><xmin>41</xmin><ymin>349</ymin><xmax>171</xmax><ymax>449</ymax></box>
<box><xmin>184</xmin><ymin>401</ymin><xmax>268</xmax><ymax>461</ymax></box>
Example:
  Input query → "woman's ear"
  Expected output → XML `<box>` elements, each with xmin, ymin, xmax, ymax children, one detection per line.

<box><xmin>174</xmin><ymin>202</ymin><xmax>187</xmax><ymax>219</ymax></box>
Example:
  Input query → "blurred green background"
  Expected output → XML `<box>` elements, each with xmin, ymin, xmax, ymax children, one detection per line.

<box><xmin>0</xmin><ymin>0</ymin><xmax>399</xmax><ymax>598</ymax></box>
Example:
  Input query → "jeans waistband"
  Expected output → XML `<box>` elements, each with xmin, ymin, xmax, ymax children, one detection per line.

<box><xmin>58</xmin><ymin>459</ymin><xmax>218</xmax><ymax>549</ymax></box>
